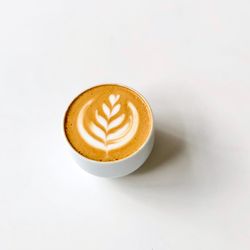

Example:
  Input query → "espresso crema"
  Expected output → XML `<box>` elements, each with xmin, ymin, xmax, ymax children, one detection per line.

<box><xmin>64</xmin><ymin>84</ymin><xmax>153</xmax><ymax>161</ymax></box>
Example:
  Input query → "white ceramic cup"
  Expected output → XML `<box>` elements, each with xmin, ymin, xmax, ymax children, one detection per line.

<box><xmin>63</xmin><ymin>84</ymin><xmax>154</xmax><ymax>178</ymax></box>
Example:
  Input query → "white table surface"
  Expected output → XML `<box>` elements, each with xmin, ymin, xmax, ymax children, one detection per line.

<box><xmin>1</xmin><ymin>0</ymin><xmax>250</xmax><ymax>249</ymax></box>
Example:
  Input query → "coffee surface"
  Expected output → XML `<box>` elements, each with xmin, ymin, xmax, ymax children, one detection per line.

<box><xmin>64</xmin><ymin>84</ymin><xmax>153</xmax><ymax>161</ymax></box>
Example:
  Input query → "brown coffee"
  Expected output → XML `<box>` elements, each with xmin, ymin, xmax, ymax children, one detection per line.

<box><xmin>64</xmin><ymin>84</ymin><xmax>153</xmax><ymax>161</ymax></box>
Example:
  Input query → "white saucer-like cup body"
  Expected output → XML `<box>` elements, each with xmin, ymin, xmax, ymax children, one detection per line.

<box><xmin>63</xmin><ymin>84</ymin><xmax>154</xmax><ymax>178</ymax></box>
<box><xmin>67</xmin><ymin>129</ymin><xmax>154</xmax><ymax>178</ymax></box>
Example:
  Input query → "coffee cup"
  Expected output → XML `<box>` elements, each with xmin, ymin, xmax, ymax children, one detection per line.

<box><xmin>63</xmin><ymin>84</ymin><xmax>154</xmax><ymax>178</ymax></box>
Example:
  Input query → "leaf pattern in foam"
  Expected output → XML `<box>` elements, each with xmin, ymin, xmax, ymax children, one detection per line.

<box><xmin>107</xmin><ymin>121</ymin><xmax>130</xmax><ymax>141</ymax></box>
<box><xmin>108</xmin><ymin>114</ymin><xmax>125</xmax><ymax>130</ymax></box>
<box><xmin>90</xmin><ymin>122</ymin><xmax>106</xmax><ymax>141</ymax></box>
<box><xmin>102</xmin><ymin>103</ymin><xmax>110</xmax><ymax>117</ymax></box>
<box><xmin>110</xmin><ymin>104</ymin><xmax>121</xmax><ymax>117</ymax></box>
<box><xmin>77</xmin><ymin>94</ymin><xmax>139</xmax><ymax>153</ymax></box>
<box><xmin>95</xmin><ymin>110</ymin><xmax>107</xmax><ymax>130</ymax></box>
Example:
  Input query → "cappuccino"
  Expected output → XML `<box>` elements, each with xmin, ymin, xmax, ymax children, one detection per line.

<box><xmin>64</xmin><ymin>84</ymin><xmax>153</xmax><ymax>161</ymax></box>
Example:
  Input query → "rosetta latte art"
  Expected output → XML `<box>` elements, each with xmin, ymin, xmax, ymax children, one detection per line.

<box><xmin>77</xmin><ymin>94</ymin><xmax>139</xmax><ymax>153</ymax></box>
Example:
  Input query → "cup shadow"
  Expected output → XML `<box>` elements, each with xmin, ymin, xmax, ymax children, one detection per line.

<box><xmin>132</xmin><ymin>129</ymin><xmax>185</xmax><ymax>175</ymax></box>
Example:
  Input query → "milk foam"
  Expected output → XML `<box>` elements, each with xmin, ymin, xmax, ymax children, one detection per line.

<box><xmin>77</xmin><ymin>94</ymin><xmax>139</xmax><ymax>153</ymax></box>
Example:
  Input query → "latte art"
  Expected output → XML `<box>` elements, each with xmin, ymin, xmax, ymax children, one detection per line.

<box><xmin>64</xmin><ymin>84</ymin><xmax>153</xmax><ymax>161</ymax></box>
<box><xmin>77</xmin><ymin>95</ymin><xmax>139</xmax><ymax>153</ymax></box>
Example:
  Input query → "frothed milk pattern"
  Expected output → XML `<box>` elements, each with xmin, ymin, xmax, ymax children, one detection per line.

<box><xmin>64</xmin><ymin>84</ymin><xmax>152</xmax><ymax>161</ymax></box>
<box><xmin>77</xmin><ymin>94</ymin><xmax>139</xmax><ymax>154</ymax></box>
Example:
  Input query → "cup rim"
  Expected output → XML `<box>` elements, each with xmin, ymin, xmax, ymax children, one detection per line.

<box><xmin>63</xmin><ymin>83</ymin><xmax>154</xmax><ymax>164</ymax></box>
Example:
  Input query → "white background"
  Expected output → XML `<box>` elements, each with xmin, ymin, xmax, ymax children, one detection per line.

<box><xmin>0</xmin><ymin>0</ymin><xmax>250</xmax><ymax>249</ymax></box>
